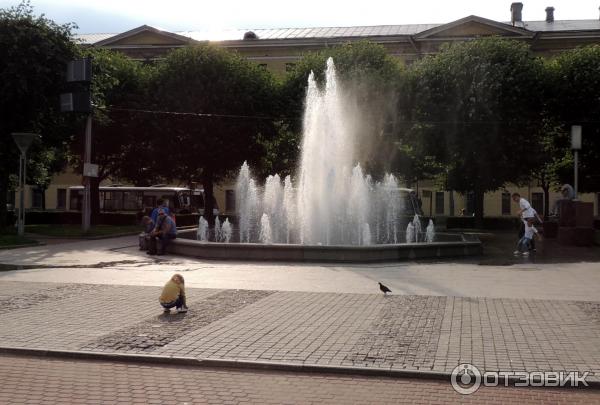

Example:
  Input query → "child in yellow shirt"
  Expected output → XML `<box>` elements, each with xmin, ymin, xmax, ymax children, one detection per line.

<box><xmin>159</xmin><ymin>274</ymin><xmax>188</xmax><ymax>313</ymax></box>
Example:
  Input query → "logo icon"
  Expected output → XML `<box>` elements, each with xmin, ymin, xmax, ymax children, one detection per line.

<box><xmin>451</xmin><ymin>363</ymin><xmax>482</xmax><ymax>394</ymax></box>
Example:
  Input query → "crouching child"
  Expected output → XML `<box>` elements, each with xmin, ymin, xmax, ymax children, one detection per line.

<box><xmin>159</xmin><ymin>273</ymin><xmax>188</xmax><ymax>313</ymax></box>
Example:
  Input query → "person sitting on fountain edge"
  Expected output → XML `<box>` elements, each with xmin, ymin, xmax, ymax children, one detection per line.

<box><xmin>150</xmin><ymin>198</ymin><xmax>170</xmax><ymax>224</ymax></box>
<box><xmin>147</xmin><ymin>208</ymin><xmax>177</xmax><ymax>255</ymax></box>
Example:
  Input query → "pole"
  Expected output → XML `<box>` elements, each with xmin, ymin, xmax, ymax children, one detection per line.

<box><xmin>574</xmin><ymin>150</ymin><xmax>578</xmax><ymax>199</ymax></box>
<box><xmin>17</xmin><ymin>153</ymin><xmax>25</xmax><ymax>236</ymax></box>
<box><xmin>571</xmin><ymin>125</ymin><xmax>582</xmax><ymax>199</ymax></box>
<box><xmin>82</xmin><ymin>114</ymin><xmax>92</xmax><ymax>232</ymax></box>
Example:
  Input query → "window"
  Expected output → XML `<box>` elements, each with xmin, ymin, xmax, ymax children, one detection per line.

<box><xmin>225</xmin><ymin>190</ymin><xmax>236</xmax><ymax>212</ymax></box>
<box><xmin>70</xmin><ymin>190</ymin><xmax>82</xmax><ymax>211</ymax></box>
<box><xmin>285</xmin><ymin>63</ymin><xmax>296</xmax><ymax>72</ymax></box>
<box><xmin>31</xmin><ymin>187</ymin><xmax>43</xmax><ymax>209</ymax></box>
<box><xmin>435</xmin><ymin>192</ymin><xmax>445</xmax><ymax>215</ymax></box>
<box><xmin>532</xmin><ymin>192</ymin><xmax>544</xmax><ymax>216</ymax></box>
<box><xmin>56</xmin><ymin>189</ymin><xmax>66</xmax><ymax>210</ymax></box>
<box><xmin>7</xmin><ymin>190</ymin><xmax>15</xmax><ymax>210</ymax></box>
<box><xmin>501</xmin><ymin>193</ymin><xmax>511</xmax><ymax>215</ymax></box>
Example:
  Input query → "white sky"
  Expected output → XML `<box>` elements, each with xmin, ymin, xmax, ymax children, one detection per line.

<box><xmin>2</xmin><ymin>0</ymin><xmax>599</xmax><ymax>33</ymax></box>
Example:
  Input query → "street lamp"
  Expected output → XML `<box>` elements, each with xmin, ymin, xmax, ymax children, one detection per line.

<box><xmin>11</xmin><ymin>132</ymin><xmax>40</xmax><ymax>236</ymax></box>
<box><xmin>571</xmin><ymin>125</ymin><xmax>582</xmax><ymax>198</ymax></box>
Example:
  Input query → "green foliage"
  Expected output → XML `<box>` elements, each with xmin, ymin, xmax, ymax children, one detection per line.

<box><xmin>146</xmin><ymin>45</ymin><xmax>279</xmax><ymax>184</ymax></box>
<box><xmin>68</xmin><ymin>48</ymin><xmax>151</xmax><ymax>183</ymax></box>
<box><xmin>280</xmin><ymin>41</ymin><xmax>404</xmax><ymax>176</ymax></box>
<box><xmin>406</xmin><ymin>37</ymin><xmax>545</xmax><ymax>217</ymax></box>
<box><xmin>0</xmin><ymin>0</ymin><xmax>77</xmax><ymax>224</ymax></box>
<box><xmin>546</xmin><ymin>45</ymin><xmax>600</xmax><ymax>192</ymax></box>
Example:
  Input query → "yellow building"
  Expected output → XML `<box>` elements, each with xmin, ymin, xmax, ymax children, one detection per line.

<box><xmin>17</xmin><ymin>2</ymin><xmax>600</xmax><ymax>218</ymax></box>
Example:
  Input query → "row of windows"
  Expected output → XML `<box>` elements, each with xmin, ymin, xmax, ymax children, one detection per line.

<box><xmin>25</xmin><ymin>188</ymin><xmax>597</xmax><ymax>216</ymax></box>
<box><xmin>257</xmin><ymin>63</ymin><xmax>297</xmax><ymax>72</ymax></box>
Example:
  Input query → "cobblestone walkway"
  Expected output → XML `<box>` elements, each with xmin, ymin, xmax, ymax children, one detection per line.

<box><xmin>0</xmin><ymin>281</ymin><xmax>599</xmax><ymax>381</ymax></box>
<box><xmin>2</xmin><ymin>354</ymin><xmax>598</xmax><ymax>405</ymax></box>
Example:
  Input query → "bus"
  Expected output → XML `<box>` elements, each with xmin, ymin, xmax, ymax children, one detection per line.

<box><xmin>68</xmin><ymin>186</ymin><xmax>207</xmax><ymax>214</ymax></box>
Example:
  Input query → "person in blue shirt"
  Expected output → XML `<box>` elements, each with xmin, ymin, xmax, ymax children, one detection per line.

<box><xmin>147</xmin><ymin>208</ymin><xmax>177</xmax><ymax>255</ymax></box>
<box><xmin>150</xmin><ymin>199</ymin><xmax>170</xmax><ymax>224</ymax></box>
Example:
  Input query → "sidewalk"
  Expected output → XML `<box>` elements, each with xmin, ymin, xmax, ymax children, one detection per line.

<box><xmin>3</xmin><ymin>353</ymin><xmax>598</xmax><ymax>404</ymax></box>
<box><xmin>1</xmin><ymin>280</ymin><xmax>598</xmax><ymax>383</ymax></box>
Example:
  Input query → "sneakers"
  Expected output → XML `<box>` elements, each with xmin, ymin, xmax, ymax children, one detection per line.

<box><xmin>163</xmin><ymin>307</ymin><xmax>170</xmax><ymax>313</ymax></box>
<box><xmin>513</xmin><ymin>250</ymin><xmax>520</xmax><ymax>255</ymax></box>
<box><xmin>177</xmin><ymin>306</ymin><xmax>188</xmax><ymax>313</ymax></box>
<box><xmin>522</xmin><ymin>251</ymin><xmax>529</xmax><ymax>257</ymax></box>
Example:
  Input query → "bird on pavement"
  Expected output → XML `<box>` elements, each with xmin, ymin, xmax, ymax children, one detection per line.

<box><xmin>378</xmin><ymin>282</ymin><xmax>392</xmax><ymax>295</ymax></box>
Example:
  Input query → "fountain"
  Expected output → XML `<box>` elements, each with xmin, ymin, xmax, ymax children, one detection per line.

<box><xmin>170</xmin><ymin>58</ymin><xmax>481</xmax><ymax>262</ymax></box>
<box><xmin>196</xmin><ymin>216</ymin><xmax>209</xmax><ymax>242</ymax></box>
<box><xmin>221</xmin><ymin>218</ymin><xmax>233</xmax><ymax>243</ymax></box>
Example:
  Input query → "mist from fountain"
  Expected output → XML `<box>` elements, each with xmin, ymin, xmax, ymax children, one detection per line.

<box><xmin>426</xmin><ymin>219</ymin><xmax>436</xmax><ymax>243</ymax></box>
<box><xmin>412</xmin><ymin>214</ymin><xmax>422</xmax><ymax>243</ymax></box>
<box><xmin>259</xmin><ymin>213</ymin><xmax>273</xmax><ymax>244</ymax></box>
<box><xmin>234</xmin><ymin>58</ymin><xmax>422</xmax><ymax>246</ymax></box>
<box><xmin>197</xmin><ymin>216</ymin><xmax>209</xmax><ymax>242</ymax></box>
<box><xmin>214</xmin><ymin>216</ymin><xmax>222</xmax><ymax>242</ymax></box>
<box><xmin>406</xmin><ymin>222</ymin><xmax>415</xmax><ymax>244</ymax></box>
<box><xmin>221</xmin><ymin>218</ymin><xmax>232</xmax><ymax>243</ymax></box>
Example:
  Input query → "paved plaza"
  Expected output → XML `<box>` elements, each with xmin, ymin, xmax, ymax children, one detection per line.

<box><xmin>0</xmin><ymin>234</ymin><xmax>599</xmax><ymax>403</ymax></box>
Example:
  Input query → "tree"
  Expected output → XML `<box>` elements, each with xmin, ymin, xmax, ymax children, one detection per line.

<box><xmin>148</xmin><ymin>45</ymin><xmax>279</xmax><ymax>222</ymax></box>
<box><xmin>68</xmin><ymin>48</ymin><xmax>151</xmax><ymax>220</ymax></box>
<box><xmin>0</xmin><ymin>1</ymin><xmax>77</xmax><ymax>226</ymax></box>
<box><xmin>407</xmin><ymin>37</ymin><xmax>545</xmax><ymax>223</ymax></box>
<box><xmin>546</xmin><ymin>45</ymin><xmax>600</xmax><ymax>192</ymax></box>
<box><xmin>280</xmin><ymin>41</ymin><xmax>404</xmax><ymax>177</ymax></box>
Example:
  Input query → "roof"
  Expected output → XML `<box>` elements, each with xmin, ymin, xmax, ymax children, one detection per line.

<box><xmin>73</xmin><ymin>18</ymin><xmax>600</xmax><ymax>45</ymax></box>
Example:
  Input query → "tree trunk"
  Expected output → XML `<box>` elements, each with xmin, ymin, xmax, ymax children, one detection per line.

<box><xmin>0</xmin><ymin>175</ymin><xmax>8</xmax><ymax>228</ymax></box>
<box><xmin>474</xmin><ymin>187</ymin><xmax>485</xmax><ymax>229</ymax></box>
<box><xmin>541</xmin><ymin>183</ymin><xmax>550</xmax><ymax>219</ymax></box>
<box><xmin>90</xmin><ymin>177</ymin><xmax>101</xmax><ymax>225</ymax></box>
<box><xmin>41</xmin><ymin>186</ymin><xmax>46</xmax><ymax>210</ymax></box>
<box><xmin>202</xmin><ymin>170</ymin><xmax>215</xmax><ymax>226</ymax></box>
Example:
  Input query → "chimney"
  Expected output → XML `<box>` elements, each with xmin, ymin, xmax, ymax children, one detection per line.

<box><xmin>545</xmin><ymin>6</ymin><xmax>555</xmax><ymax>22</ymax></box>
<box><xmin>511</xmin><ymin>2</ymin><xmax>523</xmax><ymax>25</ymax></box>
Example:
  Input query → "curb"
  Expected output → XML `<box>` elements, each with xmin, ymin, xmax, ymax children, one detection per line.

<box><xmin>0</xmin><ymin>346</ymin><xmax>448</xmax><ymax>380</ymax></box>
<box><xmin>1</xmin><ymin>346</ymin><xmax>599</xmax><ymax>388</ymax></box>
<box><xmin>0</xmin><ymin>241</ymin><xmax>44</xmax><ymax>250</ymax></box>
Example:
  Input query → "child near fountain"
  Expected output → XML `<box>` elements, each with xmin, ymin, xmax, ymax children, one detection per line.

<box><xmin>514</xmin><ymin>218</ymin><xmax>540</xmax><ymax>256</ymax></box>
<box><xmin>159</xmin><ymin>273</ymin><xmax>188</xmax><ymax>313</ymax></box>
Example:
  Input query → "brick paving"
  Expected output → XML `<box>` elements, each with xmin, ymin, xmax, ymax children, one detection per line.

<box><xmin>2</xmin><ymin>354</ymin><xmax>598</xmax><ymax>404</ymax></box>
<box><xmin>0</xmin><ymin>280</ymin><xmax>599</xmax><ymax>383</ymax></box>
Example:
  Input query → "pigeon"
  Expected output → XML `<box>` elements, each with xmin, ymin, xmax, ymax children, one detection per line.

<box><xmin>378</xmin><ymin>282</ymin><xmax>392</xmax><ymax>295</ymax></box>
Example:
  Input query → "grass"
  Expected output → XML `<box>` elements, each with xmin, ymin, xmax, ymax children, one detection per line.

<box><xmin>24</xmin><ymin>224</ymin><xmax>141</xmax><ymax>237</ymax></box>
<box><xmin>0</xmin><ymin>227</ymin><xmax>38</xmax><ymax>248</ymax></box>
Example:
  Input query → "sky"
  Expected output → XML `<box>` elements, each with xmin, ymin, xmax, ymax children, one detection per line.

<box><xmin>2</xmin><ymin>0</ymin><xmax>600</xmax><ymax>33</ymax></box>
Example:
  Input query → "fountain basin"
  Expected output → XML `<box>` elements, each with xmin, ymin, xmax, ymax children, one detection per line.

<box><xmin>167</xmin><ymin>229</ymin><xmax>482</xmax><ymax>263</ymax></box>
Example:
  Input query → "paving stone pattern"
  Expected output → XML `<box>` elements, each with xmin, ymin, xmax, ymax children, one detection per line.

<box><xmin>0</xmin><ymin>282</ymin><xmax>110</xmax><ymax>315</ymax></box>
<box><xmin>0</xmin><ymin>281</ymin><xmax>599</xmax><ymax>380</ymax></box>
<box><xmin>3</xmin><ymin>354</ymin><xmax>600</xmax><ymax>405</ymax></box>
<box><xmin>0</xmin><ymin>282</ymin><xmax>221</xmax><ymax>350</ymax></box>
<box><xmin>82</xmin><ymin>289</ymin><xmax>274</xmax><ymax>353</ymax></box>
<box><xmin>345</xmin><ymin>295</ymin><xmax>446</xmax><ymax>369</ymax></box>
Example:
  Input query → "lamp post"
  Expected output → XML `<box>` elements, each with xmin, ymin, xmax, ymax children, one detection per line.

<box><xmin>61</xmin><ymin>57</ymin><xmax>93</xmax><ymax>232</ymax></box>
<box><xmin>571</xmin><ymin>125</ymin><xmax>582</xmax><ymax>198</ymax></box>
<box><xmin>11</xmin><ymin>132</ymin><xmax>39</xmax><ymax>236</ymax></box>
